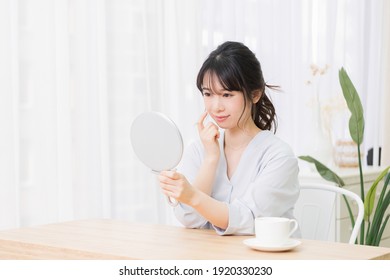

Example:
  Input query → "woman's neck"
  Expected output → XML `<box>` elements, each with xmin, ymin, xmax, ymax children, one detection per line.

<box><xmin>224</xmin><ymin>121</ymin><xmax>261</xmax><ymax>150</ymax></box>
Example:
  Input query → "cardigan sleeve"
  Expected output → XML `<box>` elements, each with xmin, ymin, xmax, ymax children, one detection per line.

<box><xmin>173</xmin><ymin>140</ymin><xmax>209</xmax><ymax>228</ymax></box>
<box><xmin>213</xmin><ymin>147</ymin><xmax>300</xmax><ymax>236</ymax></box>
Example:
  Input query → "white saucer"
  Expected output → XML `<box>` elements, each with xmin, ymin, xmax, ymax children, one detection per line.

<box><xmin>243</xmin><ymin>238</ymin><xmax>301</xmax><ymax>252</ymax></box>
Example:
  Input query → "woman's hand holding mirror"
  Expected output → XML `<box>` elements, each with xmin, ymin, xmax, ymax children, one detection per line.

<box><xmin>158</xmin><ymin>170</ymin><xmax>199</xmax><ymax>206</ymax></box>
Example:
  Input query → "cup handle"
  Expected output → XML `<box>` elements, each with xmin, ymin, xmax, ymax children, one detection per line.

<box><xmin>288</xmin><ymin>219</ymin><xmax>298</xmax><ymax>237</ymax></box>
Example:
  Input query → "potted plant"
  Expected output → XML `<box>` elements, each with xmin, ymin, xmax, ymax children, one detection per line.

<box><xmin>299</xmin><ymin>68</ymin><xmax>390</xmax><ymax>246</ymax></box>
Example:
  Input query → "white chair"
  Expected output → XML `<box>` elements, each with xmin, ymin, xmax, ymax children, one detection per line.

<box><xmin>294</xmin><ymin>182</ymin><xmax>364</xmax><ymax>244</ymax></box>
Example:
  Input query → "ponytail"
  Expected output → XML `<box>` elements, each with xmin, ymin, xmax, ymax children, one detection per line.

<box><xmin>252</xmin><ymin>84</ymin><xmax>278</xmax><ymax>132</ymax></box>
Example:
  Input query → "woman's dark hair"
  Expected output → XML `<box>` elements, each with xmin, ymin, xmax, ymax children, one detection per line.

<box><xmin>196</xmin><ymin>41</ymin><xmax>277</xmax><ymax>132</ymax></box>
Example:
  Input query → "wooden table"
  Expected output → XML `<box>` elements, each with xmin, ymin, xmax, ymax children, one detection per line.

<box><xmin>0</xmin><ymin>219</ymin><xmax>389</xmax><ymax>260</ymax></box>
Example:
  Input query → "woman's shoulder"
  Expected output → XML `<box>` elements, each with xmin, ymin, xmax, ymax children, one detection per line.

<box><xmin>254</xmin><ymin>130</ymin><xmax>295</xmax><ymax>157</ymax></box>
<box><xmin>252</xmin><ymin>132</ymin><xmax>298</xmax><ymax>174</ymax></box>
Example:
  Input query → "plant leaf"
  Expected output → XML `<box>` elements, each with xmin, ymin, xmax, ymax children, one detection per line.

<box><xmin>299</xmin><ymin>156</ymin><xmax>345</xmax><ymax>186</ymax></box>
<box><xmin>364</xmin><ymin>167</ymin><xmax>390</xmax><ymax>221</ymax></box>
<box><xmin>338</xmin><ymin>68</ymin><xmax>365</xmax><ymax>145</ymax></box>
<box><xmin>366</xmin><ymin>183</ymin><xmax>390</xmax><ymax>245</ymax></box>
<box><xmin>375</xmin><ymin>214</ymin><xmax>390</xmax><ymax>246</ymax></box>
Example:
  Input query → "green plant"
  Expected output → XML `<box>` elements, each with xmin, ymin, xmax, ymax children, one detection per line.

<box><xmin>299</xmin><ymin>68</ymin><xmax>390</xmax><ymax>246</ymax></box>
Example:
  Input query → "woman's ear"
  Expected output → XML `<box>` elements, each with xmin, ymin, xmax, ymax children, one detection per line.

<box><xmin>252</xmin><ymin>90</ymin><xmax>262</xmax><ymax>104</ymax></box>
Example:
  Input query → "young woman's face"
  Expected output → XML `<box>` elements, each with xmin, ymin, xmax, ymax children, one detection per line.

<box><xmin>201</xmin><ymin>72</ymin><xmax>252</xmax><ymax>130</ymax></box>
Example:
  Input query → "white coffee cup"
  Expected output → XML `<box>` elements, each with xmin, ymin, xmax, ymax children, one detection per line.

<box><xmin>255</xmin><ymin>217</ymin><xmax>298</xmax><ymax>246</ymax></box>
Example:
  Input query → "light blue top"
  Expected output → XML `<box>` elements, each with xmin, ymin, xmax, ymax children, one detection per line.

<box><xmin>175</xmin><ymin>130</ymin><xmax>300</xmax><ymax>236</ymax></box>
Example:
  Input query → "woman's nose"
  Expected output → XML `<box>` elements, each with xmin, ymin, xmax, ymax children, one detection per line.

<box><xmin>213</xmin><ymin>97</ymin><xmax>224</xmax><ymax>111</ymax></box>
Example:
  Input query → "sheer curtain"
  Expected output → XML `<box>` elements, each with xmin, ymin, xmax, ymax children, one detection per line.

<box><xmin>382</xmin><ymin>0</ymin><xmax>390</xmax><ymax>167</ymax></box>
<box><xmin>0</xmin><ymin>0</ymin><xmax>387</xmax><ymax>230</ymax></box>
<box><xmin>0</xmin><ymin>0</ymin><xmax>112</xmax><ymax>229</ymax></box>
<box><xmin>107</xmin><ymin>0</ymin><xmax>203</xmax><ymax>225</ymax></box>
<box><xmin>198</xmin><ymin>0</ymin><xmax>387</xmax><ymax>168</ymax></box>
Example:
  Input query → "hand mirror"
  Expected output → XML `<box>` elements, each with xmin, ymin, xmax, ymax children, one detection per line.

<box><xmin>130</xmin><ymin>112</ymin><xmax>183</xmax><ymax>206</ymax></box>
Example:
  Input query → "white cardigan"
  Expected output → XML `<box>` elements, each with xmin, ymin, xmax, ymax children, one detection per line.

<box><xmin>174</xmin><ymin>130</ymin><xmax>300</xmax><ymax>236</ymax></box>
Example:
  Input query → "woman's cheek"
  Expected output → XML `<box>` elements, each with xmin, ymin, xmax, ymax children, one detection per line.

<box><xmin>203</xmin><ymin>100</ymin><xmax>211</xmax><ymax>113</ymax></box>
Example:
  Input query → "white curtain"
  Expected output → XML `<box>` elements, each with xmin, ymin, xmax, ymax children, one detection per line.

<box><xmin>0</xmin><ymin>0</ymin><xmax>387</xmax><ymax>230</ymax></box>
<box><xmin>197</xmin><ymin>0</ymin><xmax>386</xmax><ymax>168</ymax></box>
<box><xmin>381</xmin><ymin>0</ymin><xmax>390</xmax><ymax>167</ymax></box>
<box><xmin>0</xmin><ymin>0</ymin><xmax>112</xmax><ymax>229</ymax></box>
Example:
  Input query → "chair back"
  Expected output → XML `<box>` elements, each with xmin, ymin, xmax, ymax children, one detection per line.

<box><xmin>294</xmin><ymin>182</ymin><xmax>363</xmax><ymax>244</ymax></box>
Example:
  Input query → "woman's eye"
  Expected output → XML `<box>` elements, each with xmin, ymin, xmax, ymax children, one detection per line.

<box><xmin>203</xmin><ymin>92</ymin><xmax>211</xmax><ymax>97</ymax></box>
<box><xmin>223</xmin><ymin>93</ymin><xmax>232</xmax><ymax>97</ymax></box>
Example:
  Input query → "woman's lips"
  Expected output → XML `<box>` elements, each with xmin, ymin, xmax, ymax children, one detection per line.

<box><xmin>214</xmin><ymin>115</ymin><xmax>229</xmax><ymax>122</ymax></box>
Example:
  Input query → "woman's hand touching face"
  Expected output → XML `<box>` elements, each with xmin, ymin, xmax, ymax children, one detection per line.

<box><xmin>197</xmin><ymin>111</ymin><xmax>220</xmax><ymax>161</ymax></box>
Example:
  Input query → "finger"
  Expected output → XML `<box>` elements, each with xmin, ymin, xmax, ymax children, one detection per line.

<box><xmin>160</xmin><ymin>184</ymin><xmax>180</xmax><ymax>199</ymax></box>
<box><xmin>160</xmin><ymin>182</ymin><xmax>175</xmax><ymax>191</ymax></box>
<box><xmin>158</xmin><ymin>176</ymin><xmax>179</xmax><ymax>188</ymax></box>
<box><xmin>160</xmin><ymin>170</ymin><xmax>181</xmax><ymax>180</ymax></box>
<box><xmin>161</xmin><ymin>189</ymin><xmax>178</xmax><ymax>199</ymax></box>
<box><xmin>197</xmin><ymin>111</ymin><xmax>208</xmax><ymax>132</ymax></box>
<box><xmin>205</xmin><ymin>122</ymin><xmax>219</xmax><ymax>130</ymax></box>
<box><xmin>158</xmin><ymin>175</ymin><xmax>172</xmax><ymax>185</ymax></box>
<box><xmin>203</xmin><ymin>123</ymin><xmax>220</xmax><ymax>138</ymax></box>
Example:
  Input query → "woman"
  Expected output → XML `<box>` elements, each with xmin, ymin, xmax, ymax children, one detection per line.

<box><xmin>158</xmin><ymin>41</ymin><xmax>299</xmax><ymax>235</ymax></box>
